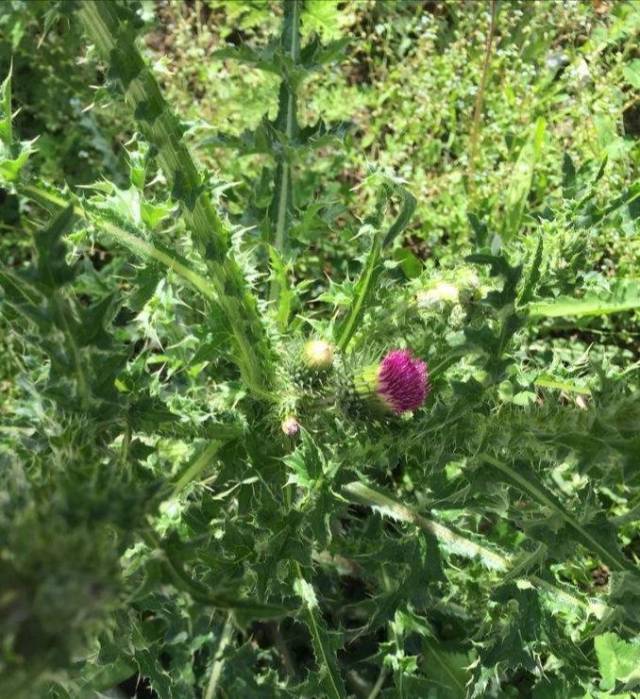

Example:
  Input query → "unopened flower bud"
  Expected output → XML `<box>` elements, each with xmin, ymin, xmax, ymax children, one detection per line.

<box><xmin>281</xmin><ymin>416</ymin><xmax>300</xmax><ymax>437</ymax></box>
<box><xmin>416</xmin><ymin>281</ymin><xmax>460</xmax><ymax>310</ymax></box>
<box><xmin>302</xmin><ymin>340</ymin><xmax>334</xmax><ymax>371</ymax></box>
<box><xmin>456</xmin><ymin>269</ymin><xmax>481</xmax><ymax>303</ymax></box>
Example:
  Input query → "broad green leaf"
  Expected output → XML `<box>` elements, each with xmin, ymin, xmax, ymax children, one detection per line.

<box><xmin>302</xmin><ymin>0</ymin><xmax>342</xmax><ymax>41</ymax></box>
<box><xmin>422</xmin><ymin>639</ymin><xmax>471</xmax><ymax>698</ymax></box>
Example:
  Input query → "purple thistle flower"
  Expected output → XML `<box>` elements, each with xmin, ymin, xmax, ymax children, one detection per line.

<box><xmin>376</xmin><ymin>349</ymin><xmax>429</xmax><ymax>414</ymax></box>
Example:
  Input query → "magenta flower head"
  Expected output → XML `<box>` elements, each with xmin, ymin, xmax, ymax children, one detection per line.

<box><xmin>377</xmin><ymin>350</ymin><xmax>429</xmax><ymax>413</ymax></box>
<box><xmin>356</xmin><ymin>349</ymin><xmax>430</xmax><ymax>415</ymax></box>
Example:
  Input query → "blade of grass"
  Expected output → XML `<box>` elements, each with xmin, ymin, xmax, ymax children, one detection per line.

<box><xmin>467</xmin><ymin>0</ymin><xmax>497</xmax><ymax>199</ymax></box>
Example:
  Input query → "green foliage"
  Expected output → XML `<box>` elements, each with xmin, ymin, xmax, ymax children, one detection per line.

<box><xmin>595</xmin><ymin>632</ymin><xmax>640</xmax><ymax>692</ymax></box>
<box><xmin>0</xmin><ymin>1</ymin><xmax>639</xmax><ymax>697</ymax></box>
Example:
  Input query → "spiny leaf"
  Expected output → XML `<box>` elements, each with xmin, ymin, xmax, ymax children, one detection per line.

<box><xmin>519</xmin><ymin>236</ymin><xmax>544</xmax><ymax>305</ymax></box>
<box><xmin>527</xmin><ymin>279</ymin><xmax>640</xmax><ymax>318</ymax></box>
<box><xmin>335</xmin><ymin>180</ymin><xmax>416</xmax><ymax>351</ymax></box>
<box><xmin>0</xmin><ymin>67</ymin><xmax>36</xmax><ymax>182</ymax></box>
<box><xmin>76</xmin><ymin>0</ymin><xmax>273</xmax><ymax>396</ymax></box>
<box><xmin>294</xmin><ymin>571</ymin><xmax>346</xmax><ymax>699</ymax></box>
<box><xmin>483</xmin><ymin>456</ymin><xmax>638</xmax><ymax>576</ymax></box>
<box><xmin>342</xmin><ymin>481</ymin><xmax>508</xmax><ymax>572</ymax></box>
<box><xmin>21</xmin><ymin>182</ymin><xmax>218</xmax><ymax>303</ymax></box>
<box><xmin>422</xmin><ymin>638</ymin><xmax>471</xmax><ymax>698</ymax></box>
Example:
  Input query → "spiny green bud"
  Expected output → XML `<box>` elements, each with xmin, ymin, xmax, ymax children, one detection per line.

<box><xmin>416</xmin><ymin>282</ymin><xmax>459</xmax><ymax>309</ymax></box>
<box><xmin>302</xmin><ymin>340</ymin><xmax>335</xmax><ymax>371</ymax></box>
<box><xmin>456</xmin><ymin>268</ymin><xmax>481</xmax><ymax>303</ymax></box>
<box><xmin>416</xmin><ymin>269</ymin><xmax>482</xmax><ymax>310</ymax></box>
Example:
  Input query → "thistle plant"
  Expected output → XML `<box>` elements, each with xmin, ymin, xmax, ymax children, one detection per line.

<box><xmin>1</xmin><ymin>2</ymin><xmax>640</xmax><ymax>698</ymax></box>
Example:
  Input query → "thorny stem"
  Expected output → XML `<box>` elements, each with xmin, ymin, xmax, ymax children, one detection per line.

<box><xmin>294</xmin><ymin>561</ymin><xmax>345</xmax><ymax>699</ymax></box>
<box><xmin>269</xmin><ymin>0</ymin><xmax>302</xmax><ymax>304</ymax></box>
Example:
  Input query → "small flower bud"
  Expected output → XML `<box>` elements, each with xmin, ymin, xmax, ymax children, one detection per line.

<box><xmin>456</xmin><ymin>268</ymin><xmax>481</xmax><ymax>303</ymax></box>
<box><xmin>416</xmin><ymin>282</ymin><xmax>459</xmax><ymax>310</ymax></box>
<box><xmin>281</xmin><ymin>416</ymin><xmax>300</xmax><ymax>437</ymax></box>
<box><xmin>302</xmin><ymin>340</ymin><xmax>334</xmax><ymax>371</ymax></box>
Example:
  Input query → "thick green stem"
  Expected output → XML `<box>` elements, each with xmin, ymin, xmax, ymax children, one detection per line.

<box><xmin>75</xmin><ymin>0</ymin><xmax>272</xmax><ymax>397</ymax></box>
<box><xmin>269</xmin><ymin>0</ymin><xmax>301</xmax><ymax>303</ymax></box>
<box><xmin>172</xmin><ymin>440</ymin><xmax>223</xmax><ymax>496</ymax></box>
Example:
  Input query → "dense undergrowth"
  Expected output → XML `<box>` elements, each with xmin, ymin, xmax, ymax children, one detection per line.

<box><xmin>1</xmin><ymin>1</ymin><xmax>639</xmax><ymax>697</ymax></box>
